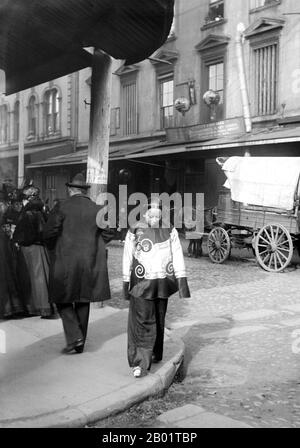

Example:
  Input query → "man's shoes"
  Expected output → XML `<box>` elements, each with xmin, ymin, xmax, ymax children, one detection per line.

<box><xmin>132</xmin><ymin>366</ymin><xmax>142</xmax><ymax>378</ymax></box>
<box><xmin>61</xmin><ymin>338</ymin><xmax>85</xmax><ymax>354</ymax></box>
<box><xmin>74</xmin><ymin>344</ymin><xmax>85</xmax><ymax>353</ymax></box>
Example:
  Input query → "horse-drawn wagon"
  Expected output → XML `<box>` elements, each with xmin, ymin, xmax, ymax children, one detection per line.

<box><xmin>207</xmin><ymin>157</ymin><xmax>300</xmax><ymax>272</ymax></box>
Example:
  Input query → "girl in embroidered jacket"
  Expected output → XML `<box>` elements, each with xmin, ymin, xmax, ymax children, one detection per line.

<box><xmin>122</xmin><ymin>199</ymin><xmax>190</xmax><ymax>378</ymax></box>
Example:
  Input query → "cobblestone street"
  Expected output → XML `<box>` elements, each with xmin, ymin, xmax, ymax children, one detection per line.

<box><xmin>98</xmin><ymin>238</ymin><xmax>300</xmax><ymax>428</ymax></box>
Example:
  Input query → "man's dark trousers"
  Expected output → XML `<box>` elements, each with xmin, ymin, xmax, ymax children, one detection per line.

<box><xmin>56</xmin><ymin>302</ymin><xmax>90</xmax><ymax>345</ymax></box>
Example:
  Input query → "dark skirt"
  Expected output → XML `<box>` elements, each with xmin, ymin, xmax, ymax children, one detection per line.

<box><xmin>0</xmin><ymin>230</ymin><xmax>26</xmax><ymax>319</ymax></box>
<box><xmin>127</xmin><ymin>296</ymin><xmax>168</xmax><ymax>373</ymax></box>
<box><xmin>19</xmin><ymin>244</ymin><xmax>52</xmax><ymax>317</ymax></box>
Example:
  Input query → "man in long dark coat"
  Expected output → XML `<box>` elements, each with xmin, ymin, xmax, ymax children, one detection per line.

<box><xmin>43</xmin><ymin>173</ymin><xmax>115</xmax><ymax>354</ymax></box>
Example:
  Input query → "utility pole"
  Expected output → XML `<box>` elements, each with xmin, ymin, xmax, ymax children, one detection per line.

<box><xmin>87</xmin><ymin>49</ymin><xmax>112</xmax><ymax>203</ymax></box>
<box><xmin>18</xmin><ymin>90</ymin><xmax>25</xmax><ymax>188</ymax></box>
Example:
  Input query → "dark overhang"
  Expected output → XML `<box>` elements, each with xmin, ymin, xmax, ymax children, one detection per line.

<box><xmin>0</xmin><ymin>0</ymin><xmax>174</xmax><ymax>94</ymax></box>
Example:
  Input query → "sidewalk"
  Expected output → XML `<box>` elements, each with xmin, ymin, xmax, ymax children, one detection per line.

<box><xmin>0</xmin><ymin>306</ymin><xmax>184</xmax><ymax>428</ymax></box>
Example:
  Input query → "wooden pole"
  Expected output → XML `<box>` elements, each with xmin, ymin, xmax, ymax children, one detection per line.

<box><xmin>18</xmin><ymin>90</ymin><xmax>25</xmax><ymax>188</ymax></box>
<box><xmin>87</xmin><ymin>50</ymin><xmax>112</xmax><ymax>202</ymax></box>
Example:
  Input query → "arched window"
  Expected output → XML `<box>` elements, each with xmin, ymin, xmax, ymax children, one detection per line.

<box><xmin>13</xmin><ymin>100</ymin><xmax>20</xmax><ymax>141</ymax></box>
<box><xmin>44</xmin><ymin>88</ymin><xmax>60</xmax><ymax>136</ymax></box>
<box><xmin>0</xmin><ymin>105</ymin><xmax>8</xmax><ymax>144</ymax></box>
<box><xmin>28</xmin><ymin>95</ymin><xmax>37</xmax><ymax>137</ymax></box>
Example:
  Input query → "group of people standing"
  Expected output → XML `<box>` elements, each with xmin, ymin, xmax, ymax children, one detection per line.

<box><xmin>0</xmin><ymin>182</ymin><xmax>56</xmax><ymax>320</ymax></box>
<box><xmin>1</xmin><ymin>172</ymin><xmax>190</xmax><ymax>378</ymax></box>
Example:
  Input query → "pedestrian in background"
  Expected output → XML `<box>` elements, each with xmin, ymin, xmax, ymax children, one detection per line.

<box><xmin>122</xmin><ymin>198</ymin><xmax>191</xmax><ymax>378</ymax></box>
<box><xmin>43</xmin><ymin>173</ymin><xmax>115</xmax><ymax>354</ymax></box>
<box><xmin>0</xmin><ymin>189</ymin><xmax>25</xmax><ymax>319</ymax></box>
<box><xmin>13</xmin><ymin>185</ymin><xmax>56</xmax><ymax>318</ymax></box>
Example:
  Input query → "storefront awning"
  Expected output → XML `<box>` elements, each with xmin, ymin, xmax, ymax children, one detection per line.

<box><xmin>125</xmin><ymin>125</ymin><xmax>300</xmax><ymax>159</ymax></box>
<box><xmin>0</xmin><ymin>139</ymin><xmax>74</xmax><ymax>160</ymax></box>
<box><xmin>26</xmin><ymin>141</ymin><xmax>159</xmax><ymax>169</ymax></box>
<box><xmin>186</xmin><ymin>125</ymin><xmax>300</xmax><ymax>151</ymax></box>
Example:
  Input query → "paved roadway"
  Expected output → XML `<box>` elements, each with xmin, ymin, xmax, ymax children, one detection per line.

<box><xmin>102</xmin><ymin>239</ymin><xmax>300</xmax><ymax>428</ymax></box>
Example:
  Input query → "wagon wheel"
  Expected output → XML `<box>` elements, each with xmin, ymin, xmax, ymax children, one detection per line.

<box><xmin>207</xmin><ymin>227</ymin><xmax>231</xmax><ymax>264</ymax></box>
<box><xmin>254</xmin><ymin>223</ymin><xmax>293</xmax><ymax>272</ymax></box>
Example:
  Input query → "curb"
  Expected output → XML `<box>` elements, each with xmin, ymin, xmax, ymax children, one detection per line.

<box><xmin>1</xmin><ymin>336</ymin><xmax>185</xmax><ymax>428</ymax></box>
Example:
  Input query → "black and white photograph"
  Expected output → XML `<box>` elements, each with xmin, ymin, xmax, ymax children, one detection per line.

<box><xmin>1</xmin><ymin>0</ymin><xmax>300</xmax><ymax>437</ymax></box>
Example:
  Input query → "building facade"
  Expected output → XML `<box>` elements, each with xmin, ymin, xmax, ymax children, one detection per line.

<box><xmin>1</xmin><ymin>0</ymin><xmax>300</xmax><ymax>209</ymax></box>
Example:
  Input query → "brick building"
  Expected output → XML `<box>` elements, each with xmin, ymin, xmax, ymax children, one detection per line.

<box><xmin>1</xmin><ymin>0</ymin><xmax>300</xmax><ymax>208</ymax></box>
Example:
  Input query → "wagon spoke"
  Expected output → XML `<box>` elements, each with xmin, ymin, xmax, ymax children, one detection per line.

<box><xmin>259</xmin><ymin>235</ymin><xmax>272</xmax><ymax>245</ymax></box>
<box><xmin>277</xmin><ymin>240</ymin><xmax>290</xmax><ymax>248</ymax></box>
<box><xmin>263</xmin><ymin>228</ymin><xmax>273</xmax><ymax>243</ymax></box>
<box><xmin>276</xmin><ymin>249</ymin><xmax>289</xmax><ymax>261</ymax></box>
<box><xmin>275</xmin><ymin>226</ymin><xmax>279</xmax><ymax>243</ymax></box>
<box><xmin>276</xmin><ymin>232</ymin><xmax>286</xmax><ymax>245</ymax></box>
<box><xmin>268</xmin><ymin>253</ymin><xmax>274</xmax><ymax>269</ymax></box>
<box><xmin>258</xmin><ymin>248</ymin><xmax>270</xmax><ymax>256</ymax></box>
<box><xmin>274</xmin><ymin>251</ymin><xmax>285</xmax><ymax>267</ymax></box>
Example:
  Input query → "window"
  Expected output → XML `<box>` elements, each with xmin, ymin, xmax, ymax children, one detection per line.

<box><xmin>13</xmin><ymin>100</ymin><xmax>19</xmax><ymax>142</ymax></box>
<box><xmin>110</xmin><ymin>107</ymin><xmax>120</xmax><ymax>136</ymax></box>
<box><xmin>121</xmin><ymin>80</ymin><xmax>137</xmax><ymax>135</ymax></box>
<box><xmin>159</xmin><ymin>75</ymin><xmax>174</xmax><ymax>129</ymax></box>
<box><xmin>205</xmin><ymin>0</ymin><xmax>224</xmax><ymax>25</ymax></box>
<box><xmin>28</xmin><ymin>95</ymin><xmax>37</xmax><ymax>137</ymax></box>
<box><xmin>203</xmin><ymin>60</ymin><xmax>224</xmax><ymax>122</ymax></box>
<box><xmin>250</xmin><ymin>0</ymin><xmax>278</xmax><ymax>10</ymax></box>
<box><xmin>46</xmin><ymin>174</ymin><xmax>56</xmax><ymax>190</ymax></box>
<box><xmin>44</xmin><ymin>88</ymin><xmax>60</xmax><ymax>136</ymax></box>
<box><xmin>253</xmin><ymin>43</ymin><xmax>278</xmax><ymax>116</ymax></box>
<box><xmin>0</xmin><ymin>105</ymin><xmax>8</xmax><ymax>144</ymax></box>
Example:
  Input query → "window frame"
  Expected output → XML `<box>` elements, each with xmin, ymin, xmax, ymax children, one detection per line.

<box><xmin>205</xmin><ymin>0</ymin><xmax>225</xmax><ymax>26</ymax></box>
<box><xmin>248</xmin><ymin>31</ymin><xmax>280</xmax><ymax>118</ymax></box>
<box><xmin>120</xmin><ymin>75</ymin><xmax>138</xmax><ymax>136</ymax></box>
<box><xmin>158</xmin><ymin>73</ymin><xmax>174</xmax><ymax>130</ymax></box>
<box><xmin>200</xmin><ymin>52</ymin><xmax>226</xmax><ymax>124</ymax></box>
<box><xmin>0</xmin><ymin>104</ymin><xmax>9</xmax><ymax>144</ymax></box>
<box><xmin>27</xmin><ymin>95</ymin><xmax>38</xmax><ymax>138</ymax></box>
<box><xmin>43</xmin><ymin>88</ymin><xmax>61</xmax><ymax>137</ymax></box>
<box><xmin>249</xmin><ymin>0</ymin><xmax>281</xmax><ymax>13</ymax></box>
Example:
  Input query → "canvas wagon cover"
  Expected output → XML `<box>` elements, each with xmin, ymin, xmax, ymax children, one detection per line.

<box><xmin>221</xmin><ymin>157</ymin><xmax>300</xmax><ymax>210</ymax></box>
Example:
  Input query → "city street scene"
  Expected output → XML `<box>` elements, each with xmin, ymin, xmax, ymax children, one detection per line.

<box><xmin>1</xmin><ymin>0</ymin><xmax>300</xmax><ymax>435</ymax></box>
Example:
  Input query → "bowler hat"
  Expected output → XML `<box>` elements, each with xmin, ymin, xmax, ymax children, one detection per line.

<box><xmin>66</xmin><ymin>173</ymin><xmax>90</xmax><ymax>189</ymax></box>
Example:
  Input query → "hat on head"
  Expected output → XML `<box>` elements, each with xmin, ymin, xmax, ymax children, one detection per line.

<box><xmin>22</xmin><ymin>185</ymin><xmax>40</xmax><ymax>200</ymax></box>
<box><xmin>66</xmin><ymin>173</ymin><xmax>90</xmax><ymax>189</ymax></box>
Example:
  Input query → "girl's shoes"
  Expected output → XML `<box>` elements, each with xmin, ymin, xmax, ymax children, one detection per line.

<box><xmin>132</xmin><ymin>366</ymin><xmax>142</xmax><ymax>378</ymax></box>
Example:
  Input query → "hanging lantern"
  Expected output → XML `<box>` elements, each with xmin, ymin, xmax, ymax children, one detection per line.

<box><xmin>203</xmin><ymin>89</ymin><xmax>221</xmax><ymax>106</ymax></box>
<box><xmin>174</xmin><ymin>97</ymin><xmax>190</xmax><ymax>115</ymax></box>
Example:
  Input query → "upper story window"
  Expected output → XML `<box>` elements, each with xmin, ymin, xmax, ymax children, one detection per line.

<box><xmin>244</xmin><ymin>17</ymin><xmax>284</xmax><ymax>117</ymax></box>
<box><xmin>13</xmin><ymin>100</ymin><xmax>20</xmax><ymax>142</ymax></box>
<box><xmin>159</xmin><ymin>75</ymin><xmax>174</xmax><ymax>129</ymax></box>
<box><xmin>209</xmin><ymin>62</ymin><xmax>224</xmax><ymax>106</ymax></box>
<box><xmin>196</xmin><ymin>34</ymin><xmax>229</xmax><ymax>124</ymax></box>
<box><xmin>44</xmin><ymin>88</ymin><xmax>60</xmax><ymax>137</ymax></box>
<box><xmin>253</xmin><ymin>42</ymin><xmax>278</xmax><ymax>116</ymax></box>
<box><xmin>250</xmin><ymin>0</ymin><xmax>280</xmax><ymax>10</ymax></box>
<box><xmin>121</xmin><ymin>78</ymin><xmax>138</xmax><ymax>136</ymax></box>
<box><xmin>0</xmin><ymin>104</ymin><xmax>8</xmax><ymax>144</ymax></box>
<box><xmin>205</xmin><ymin>0</ymin><xmax>224</xmax><ymax>25</ymax></box>
<box><xmin>28</xmin><ymin>95</ymin><xmax>37</xmax><ymax>138</ymax></box>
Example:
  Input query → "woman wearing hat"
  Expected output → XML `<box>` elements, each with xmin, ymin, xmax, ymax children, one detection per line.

<box><xmin>0</xmin><ymin>189</ymin><xmax>25</xmax><ymax>319</ymax></box>
<box><xmin>13</xmin><ymin>184</ymin><xmax>56</xmax><ymax>318</ymax></box>
<box><xmin>122</xmin><ymin>198</ymin><xmax>191</xmax><ymax>378</ymax></box>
